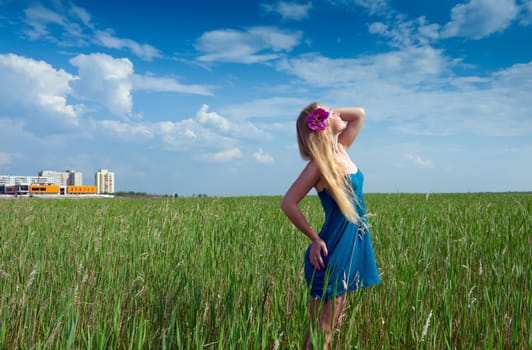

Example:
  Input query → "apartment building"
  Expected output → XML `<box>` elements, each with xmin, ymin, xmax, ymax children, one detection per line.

<box><xmin>39</xmin><ymin>170</ymin><xmax>83</xmax><ymax>186</ymax></box>
<box><xmin>95</xmin><ymin>169</ymin><xmax>115</xmax><ymax>194</ymax></box>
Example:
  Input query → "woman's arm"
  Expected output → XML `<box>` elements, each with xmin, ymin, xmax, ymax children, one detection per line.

<box><xmin>281</xmin><ymin>161</ymin><xmax>328</xmax><ymax>270</ymax></box>
<box><xmin>281</xmin><ymin>161</ymin><xmax>321</xmax><ymax>241</ymax></box>
<box><xmin>334</xmin><ymin>107</ymin><xmax>365</xmax><ymax>150</ymax></box>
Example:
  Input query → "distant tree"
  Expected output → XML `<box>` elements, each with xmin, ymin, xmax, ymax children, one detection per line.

<box><xmin>115</xmin><ymin>191</ymin><xmax>149</xmax><ymax>197</ymax></box>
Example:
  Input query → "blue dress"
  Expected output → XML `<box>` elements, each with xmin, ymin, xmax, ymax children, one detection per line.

<box><xmin>304</xmin><ymin>169</ymin><xmax>380</xmax><ymax>300</ymax></box>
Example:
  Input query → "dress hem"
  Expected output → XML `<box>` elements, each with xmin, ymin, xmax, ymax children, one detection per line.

<box><xmin>309</xmin><ymin>277</ymin><xmax>381</xmax><ymax>301</ymax></box>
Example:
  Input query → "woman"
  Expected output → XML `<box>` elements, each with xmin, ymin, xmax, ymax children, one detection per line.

<box><xmin>281</xmin><ymin>102</ymin><xmax>380</xmax><ymax>349</ymax></box>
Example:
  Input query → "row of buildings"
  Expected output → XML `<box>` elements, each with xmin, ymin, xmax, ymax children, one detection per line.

<box><xmin>0</xmin><ymin>169</ymin><xmax>115</xmax><ymax>195</ymax></box>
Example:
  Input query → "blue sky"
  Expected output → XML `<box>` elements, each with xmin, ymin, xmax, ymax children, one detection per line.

<box><xmin>1</xmin><ymin>0</ymin><xmax>531</xmax><ymax>196</ymax></box>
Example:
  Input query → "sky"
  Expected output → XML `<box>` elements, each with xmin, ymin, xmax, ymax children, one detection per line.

<box><xmin>0</xmin><ymin>0</ymin><xmax>531</xmax><ymax>196</ymax></box>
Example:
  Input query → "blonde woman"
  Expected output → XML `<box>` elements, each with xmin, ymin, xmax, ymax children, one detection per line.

<box><xmin>281</xmin><ymin>102</ymin><xmax>380</xmax><ymax>349</ymax></box>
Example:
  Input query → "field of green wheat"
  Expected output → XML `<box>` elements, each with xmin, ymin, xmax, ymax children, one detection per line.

<box><xmin>0</xmin><ymin>193</ymin><xmax>530</xmax><ymax>349</ymax></box>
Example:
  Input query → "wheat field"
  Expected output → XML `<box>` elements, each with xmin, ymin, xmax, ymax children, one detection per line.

<box><xmin>0</xmin><ymin>193</ymin><xmax>530</xmax><ymax>349</ymax></box>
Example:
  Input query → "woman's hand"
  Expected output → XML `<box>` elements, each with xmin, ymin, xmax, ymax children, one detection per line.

<box><xmin>310</xmin><ymin>238</ymin><xmax>328</xmax><ymax>271</ymax></box>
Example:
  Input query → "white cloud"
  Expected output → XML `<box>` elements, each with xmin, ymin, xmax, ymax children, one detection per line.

<box><xmin>369</xmin><ymin>16</ymin><xmax>442</xmax><ymax>47</ymax></box>
<box><xmin>249</xmin><ymin>27</ymin><xmax>301</xmax><ymax>51</ymax></box>
<box><xmin>97</xmin><ymin>120</ymin><xmax>153</xmax><ymax>138</ymax></box>
<box><xmin>367</xmin><ymin>0</ymin><xmax>528</xmax><ymax>46</ymax></box>
<box><xmin>253</xmin><ymin>148</ymin><xmax>275</xmax><ymax>164</ymax></box>
<box><xmin>23</xmin><ymin>4</ymin><xmax>91</xmax><ymax>46</ymax></box>
<box><xmin>94</xmin><ymin>30</ymin><xmax>161</xmax><ymax>61</ymax></box>
<box><xmin>22</xmin><ymin>3</ymin><xmax>160</xmax><ymax>59</ymax></box>
<box><xmin>391</xmin><ymin>121</ymin><xmax>434</xmax><ymax>136</ymax></box>
<box><xmin>0</xmin><ymin>117</ymin><xmax>95</xmax><ymax>174</ymax></box>
<box><xmin>92</xmin><ymin>104</ymin><xmax>271</xmax><ymax>156</ymax></box>
<box><xmin>95</xmin><ymin>117</ymin><xmax>235</xmax><ymax>152</ymax></box>
<box><xmin>401</xmin><ymin>153</ymin><xmax>434</xmax><ymax>168</ymax></box>
<box><xmin>277</xmin><ymin>46</ymin><xmax>452</xmax><ymax>87</ymax></box>
<box><xmin>69</xmin><ymin>53</ymin><xmax>215</xmax><ymax>116</ymax></box>
<box><xmin>196</xmin><ymin>104</ymin><xmax>271</xmax><ymax>140</ymax></box>
<box><xmin>195</xmin><ymin>27</ymin><xmax>302</xmax><ymax>63</ymax></box>
<box><xmin>158</xmin><ymin>119</ymin><xmax>237</xmax><ymax>151</ymax></box>
<box><xmin>69</xmin><ymin>3</ymin><xmax>93</xmax><ymax>29</ymax></box>
<box><xmin>70</xmin><ymin>53</ymin><xmax>134</xmax><ymax>117</ymax></box>
<box><xmin>321</xmin><ymin>0</ymin><xmax>390</xmax><ymax>16</ymax></box>
<box><xmin>196</xmin><ymin>104</ymin><xmax>232</xmax><ymax>132</ymax></box>
<box><xmin>354</xmin><ymin>0</ymin><xmax>389</xmax><ymax>15</ymax></box>
<box><xmin>24</xmin><ymin>4</ymin><xmax>68</xmax><ymax>40</ymax></box>
<box><xmin>199</xmin><ymin>148</ymin><xmax>243</xmax><ymax>163</ymax></box>
<box><xmin>0</xmin><ymin>52</ymin><xmax>218</xmax><ymax>135</ymax></box>
<box><xmin>492</xmin><ymin>61</ymin><xmax>532</xmax><ymax>89</ymax></box>
<box><xmin>0</xmin><ymin>53</ymin><xmax>81</xmax><ymax>126</ymax></box>
<box><xmin>0</xmin><ymin>152</ymin><xmax>18</xmax><ymax>167</ymax></box>
<box><xmin>132</xmin><ymin>75</ymin><xmax>214</xmax><ymax>96</ymax></box>
<box><xmin>442</xmin><ymin>0</ymin><xmax>519</xmax><ymax>39</ymax></box>
<box><xmin>368</xmin><ymin>22</ymin><xmax>387</xmax><ymax>35</ymax></box>
<box><xmin>93</xmin><ymin>118</ymin><xmax>225</xmax><ymax>151</ymax></box>
<box><xmin>277</xmin><ymin>47</ymin><xmax>532</xmax><ymax>138</ymax></box>
<box><xmin>261</xmin><ymin>2</ymin><xmax>312</xmax><ymax>20</ymax></box>
<box><xmin>519</xmin><ymin>0</ymin><xmax>532</xmax><ymax>25</ymax></box>
<box><xmin>220</xmin><ymin>97</ymin><xmax>305</xmax><ymax>120</ymax></box>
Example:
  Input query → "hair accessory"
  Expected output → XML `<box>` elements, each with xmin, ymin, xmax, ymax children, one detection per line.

<box><xmin>307</xmin><ymin>108</ymin><xmax>330</xmax><ymax>131</ymax></box>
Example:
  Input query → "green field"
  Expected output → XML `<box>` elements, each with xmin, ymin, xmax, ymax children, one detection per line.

<box><xmin>1</xmin><ymin>193</ymin><xmax>530</xmax><ymax>349</ymax></box>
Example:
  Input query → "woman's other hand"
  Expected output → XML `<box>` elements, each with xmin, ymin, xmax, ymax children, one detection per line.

<box><xmin>310</xmin><ymin>238</ymin><xmax>328</xmax><ymax>271</ymax></box>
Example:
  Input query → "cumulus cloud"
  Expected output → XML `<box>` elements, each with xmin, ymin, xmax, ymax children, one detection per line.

<box><xmin>196</xmin><ymin>104</ymin><xmax>271</xmax><ymax>140</ymax></box>
<box><xmin>91</xmin><ymin>103</ymin><xmax>276</xmax><ymax>167</ymax></box>
<box><xmin>93</xmin><ymin>104</ymin><xmax>270</xmax><ymax>158</ymax></box>
<box><xmin>70</xmin><ymin>53</ymin><xmax>134</xmax><ymax>117</ymax></box>
<box><xmin>261</xmin><ymin>1</ymin><xmax>312</xmax><ymax>20</ymax></box>
<box><xmin>0</xmin><ymin>53</ymin><xmax>81</xmax><ymax>126</ymax></box>
<box><xmin>158</xmin><ymin>119</ymin><xmax>237</xmax><ymax>151</ymax></box>
<box><xmin>442</xmin><ymin>0</ymin><xmax>519</xmax><ymax>39</ymax></box>
<box><xmin>195</xmin><ymin>27</ymin><xmax>302</xmax><ymax>63</ymax></box>
<box><xmin>196</xmin><ymin>104</ymin><xmax>232</xmax><ymax>132</ymax></box>
<box><xmin>95</xmin><ymin>117</ymin><xmax>236</xmax><ymax>151</ymax></box>
<box><xmin>0</xmin><ymin>51</ymin><xmax>220</xmax><ymax>137</ymax></box>
<box><xmin>68</xmin><ymin>53</ymin><xmax>216</xmax><ymax>116</ymax></box>
<box><xmin>253</xmin><ymin>148</ymin><xmax>275</xmax><ymax>164</ymax></box>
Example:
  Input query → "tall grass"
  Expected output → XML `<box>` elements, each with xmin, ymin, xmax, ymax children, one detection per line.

<box><xmin>0</xmin><ymin>193</ymin><xmax>530</xmax><ymax>349</ymax></box>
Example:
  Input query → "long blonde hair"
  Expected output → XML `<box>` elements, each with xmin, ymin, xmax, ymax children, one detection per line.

<box><xmin>297</xmin><ymin>102</ymin><xmax>359</xmax><ymax>223</ymax></box>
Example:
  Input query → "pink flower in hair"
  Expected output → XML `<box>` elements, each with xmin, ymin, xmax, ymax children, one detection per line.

<box><xmin>307</xmin><ymin>108</ymin><xmax>329</xmax><ymax>131</ymax></box>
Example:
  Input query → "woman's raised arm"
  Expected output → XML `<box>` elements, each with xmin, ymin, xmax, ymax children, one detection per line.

<box><xmin>335</xmin><ymin>107</ymin><xmax>365</xmax><ymax>150</ymax></box>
